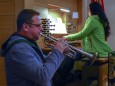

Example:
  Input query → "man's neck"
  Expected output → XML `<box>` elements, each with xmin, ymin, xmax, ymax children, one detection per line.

<box><xmin>17</xmin><ymin>32</ymin><xmax>34</xmax><ymax>41</ymax></box>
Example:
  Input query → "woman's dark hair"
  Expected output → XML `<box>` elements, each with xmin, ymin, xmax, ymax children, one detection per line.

<box><xmin>17</xmin><ymin>9</ymin><xmax>40</xmax><ymax>31</ymax></box>
<box><xmin>89</xmin><ymin>2</ymin><xmax>110</xmax><ymax>40</ymax></box>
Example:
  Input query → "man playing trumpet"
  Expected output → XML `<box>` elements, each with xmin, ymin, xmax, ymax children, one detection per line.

<box><xmin>1</xmin><ymin>9</ymin><xmax>69</xmax><ymax>86</ymax></box>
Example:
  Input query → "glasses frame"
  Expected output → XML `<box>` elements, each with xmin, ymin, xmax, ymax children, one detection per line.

<box><xmin>27</xmin><ymin>23</ymin><xmax>42</xmax><ymax>27</ymax></box>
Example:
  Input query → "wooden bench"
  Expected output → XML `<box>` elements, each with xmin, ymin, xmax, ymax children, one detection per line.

<box><xmin>81</xmin><ymin>58</ymin><xmax>108</xmax><ymax>86</ymax></box>
<box><xmin>108</xmin><ymin>54</ymin><xmax>115</xmax><ymax>86</ymax></box>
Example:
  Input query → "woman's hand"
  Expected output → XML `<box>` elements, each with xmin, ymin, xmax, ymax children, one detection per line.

<box><xmin>63</xmin><ymin>36</ymin><xmax>69</xmax><ymax>41</ymax></box>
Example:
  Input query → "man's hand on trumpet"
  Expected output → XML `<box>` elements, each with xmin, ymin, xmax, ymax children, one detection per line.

<box><xmin>53</xmin><ymin>38</ymin><xmax>69</xmax><ymax>53</ymax></box>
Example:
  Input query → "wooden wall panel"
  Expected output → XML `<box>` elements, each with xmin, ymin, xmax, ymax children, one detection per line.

<box><xmin>0</xmin><ymin>0</ymin><xmax>24</xmax><ymax>85</ymax></box>
<box><xmin>0</xmin><ymin>71</ymin><xmax>6</xmax><ymax>85</ymax></box>
<box><xmin>0</xmin><ymin>16</ymin><xmax>15</xmax><ymax>30</ymax></box>
<box><xmin>0</xmin><ymin>0</ymin><xmax>15</xmax><ymax>85</ymax></box>
<box><xmin>0</xmin><ymin>30</ymin><xmax>14</xmax><ymax>46</ymax></box>
<box><xmin>0</xmin><ymin>57</ymin><xmax>6</xmax><ymax>85</ymax></box>
<box><xmin>0</xmin><ymin>58</ymin><xmax>5</xmax><ymax>71</ymax></box>
<box><xmin>0</xmin><ymin>0</ymin><xmax>12</xmax><ymax>1</ymax></box>
<box><xmin>0</xmin><ymin>1</ymin><xmax>14</xmax><ymax>15</ymax></box>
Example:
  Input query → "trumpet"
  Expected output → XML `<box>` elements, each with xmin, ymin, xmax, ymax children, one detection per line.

<box><xmin>40</xmin><ymin>33</ymin><xmax>98</xmax><ymax>65</ymax></box>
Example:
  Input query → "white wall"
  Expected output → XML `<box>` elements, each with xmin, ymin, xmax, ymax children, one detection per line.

<box><xmin>104</xmin><ymin>0</ymin><xmax>115</xmax><ymax>50</ymax></box>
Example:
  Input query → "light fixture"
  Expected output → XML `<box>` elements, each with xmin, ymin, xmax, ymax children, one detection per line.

<box><xmin>60</xmin><ymin>8</ymin><xmax>70</xmax><ymax>12</ymax></box>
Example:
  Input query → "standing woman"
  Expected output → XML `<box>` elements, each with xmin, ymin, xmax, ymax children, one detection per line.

<box><xmin>64</xmin><ymin>2</ymin><xmax>112</xmax><ymax>58</ymax></box>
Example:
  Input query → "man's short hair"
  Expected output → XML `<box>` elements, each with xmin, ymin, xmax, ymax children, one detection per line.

<box><xmin>17</xmin><ymin>9</ymin><xmax>40</xmax><ymax>31</ymax></box>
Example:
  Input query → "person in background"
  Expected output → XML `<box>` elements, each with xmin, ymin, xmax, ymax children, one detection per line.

<box><xmin>64</xmin><ymin>2</ymin><xmax>112</xmax><ymax>59</ymax></box>
<box><xmin>0</xmin><ymin>9</ymin><xmax>68</xmax><ymax>86</ymax></box>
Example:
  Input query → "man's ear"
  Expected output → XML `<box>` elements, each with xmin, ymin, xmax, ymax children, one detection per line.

<box><xmin>23</xmin><ymin>23</ymin><xmax>29</xmax><ymax>31</ymax></box>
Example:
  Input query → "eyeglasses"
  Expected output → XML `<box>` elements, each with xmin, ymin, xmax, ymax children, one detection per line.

<box><xmin>27</xmin><ymin>23</ymin><xmax>42</xmax><ymax>27</ymax></box>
